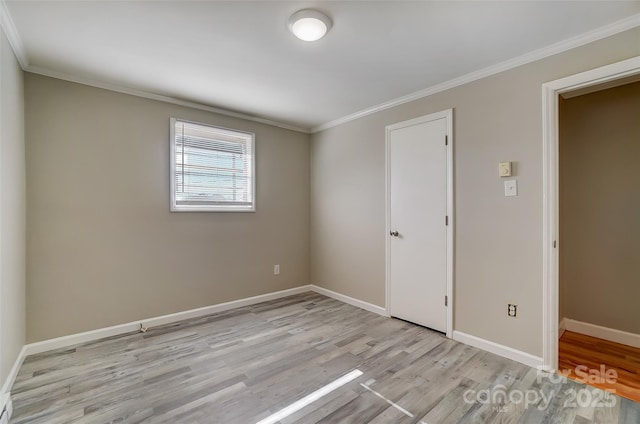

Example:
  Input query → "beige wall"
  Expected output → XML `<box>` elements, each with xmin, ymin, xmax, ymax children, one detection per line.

<box><xmin>311</xmin><ymin>28</ymin><xmax>640</xmax><ymax>357</ymax></box>
<box><xmin>0</xmin><ymin>29</ymin><xmax>26</xmax><ymax>387</ymax></box>
<box><xmin>25</xmin><ymin>74</ymin><xmax>310</xmax><ymax>342</ymax></box>
<box><xmin>560</xmin><ymin>81</ymin><xmax>640</xmax><ymax>334</ymax></box>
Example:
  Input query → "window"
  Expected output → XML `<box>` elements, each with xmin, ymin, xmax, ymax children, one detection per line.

<box><xmin>170</xmin><ymin>118</ymin><xmax>255</xmax><ymax>212</ymax></box>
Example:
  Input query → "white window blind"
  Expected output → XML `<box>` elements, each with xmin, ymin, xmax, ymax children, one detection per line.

<box><xmin>170</xmin><ymin>118</ymin><xmax>255</xmax><ymax>212</ymax></box>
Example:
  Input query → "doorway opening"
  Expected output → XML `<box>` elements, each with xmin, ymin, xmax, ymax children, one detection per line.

<box><xmin>558</xmin><ymin>78</ymin><xmax>640</xmax><ymax>401</ymax></box>
<box><xmin>543</xmin><ymin>57</ymin><xmax>640</xmax><ymax>398</ymax></box>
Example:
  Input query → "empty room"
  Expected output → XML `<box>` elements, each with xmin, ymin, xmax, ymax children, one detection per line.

<box><xmin>1</xmin><ymin>1</ymin><xmax>639</xmax><ymax>423</ymax></box>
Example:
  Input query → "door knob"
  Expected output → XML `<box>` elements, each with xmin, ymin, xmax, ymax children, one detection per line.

<box><xmin>390</xmin><ymin>230</ymin><xmax>399</xmax><ymax>237</ymax></box>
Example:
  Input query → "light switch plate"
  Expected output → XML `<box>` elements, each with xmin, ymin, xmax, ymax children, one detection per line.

<box><xmin>504</xmin><ymin>180</ymin><xmax>517</xmax><ymax>197</ymax></box>
<box><xmin>499</xmin><ymin>161</ymin><xmax>512</xmax><ymax>177</ymax></box>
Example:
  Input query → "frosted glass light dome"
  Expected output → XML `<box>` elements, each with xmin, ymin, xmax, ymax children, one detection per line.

<box><xmin>289</xmin><ymin>9</ymin><xmax>332</xmax><ymax>42</ymax></box>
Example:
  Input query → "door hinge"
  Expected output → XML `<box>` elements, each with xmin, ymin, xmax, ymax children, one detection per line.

<box><xmin>553</xmin><ymin>240</ymin><xmax>557</xmax><ymax>248</ymax></box>
<box><xmin>445</xmin><ymin>295</ymin><xmax>448</xmax><ymax>306</ymax></box>
<box><xmin>445</xmin><ymin>135</ymin><xmax>448</xmax><ymax>146</ymax></box>
<box><xmin>445</xmin><ymin>216</ymin><xmax>449</xmax><ymax>226</ymax></box>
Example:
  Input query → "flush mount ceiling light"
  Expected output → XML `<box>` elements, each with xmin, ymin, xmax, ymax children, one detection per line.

<box><xmin>288</xmin><ymin>9</ymin><xmax>332</xmax><ymax>42</ymax></box>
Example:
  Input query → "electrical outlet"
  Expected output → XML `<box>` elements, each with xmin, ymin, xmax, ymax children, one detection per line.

<box><xmin>508</xmin><ymin>304</ymin><xmax>517</xmax><ymax>317</ymax></box>
<box><xmin>274</xmin><ymin>264</ymin><xmax>280</xmax><ymax>275</ymax></box>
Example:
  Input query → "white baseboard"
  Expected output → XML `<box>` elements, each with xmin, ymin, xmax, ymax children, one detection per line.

<box><xmin>564</xmin><ymin>318</ymin><xmax>640</xmax><ymax>349</ymax></box>
<box><xmin>5</xmin><ymin>285</ymin><xmax>312</xmax><ymax>413</ymax></box>
<box><xmin>453</xmin><ymin>331</ymin><xmax>543</xmax><ymax>368</ymax></box>
<box><xmin>7</xmin><ymin>283</ymin><xmax>553</xmax><ymax>404</ymax></box>
<box><xmin>0</xmin><ymin>346</ymin><xmax>26</xmax><ymax>420</ymax></box>
<box><xmin>24</xmin><ymin>285</ymin><xmax>313</xmax><ymax>356</ymax></box>
<box><xmin>310</xmin><ymin>285</ymin><xmax>388</xmax><ymax>317</ymax></box>
<box><xmin>559</xmin><ymin>318</ymin><xmax>567</xmax><ymax>338</ymax></box>
<box><xmin>23</xmin><ymin>284</ymin><xmax>388</xmax><ymax>358</ymax></box>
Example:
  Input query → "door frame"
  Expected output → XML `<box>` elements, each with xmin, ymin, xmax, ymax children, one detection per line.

<box><xmin>385</xmin><ymin>109</ymin><xmax>454</xmax><ymax>338</ymax></box>
<box><xmin>541</xmin><ymin>56</ymin><xmax>640</xmax><ymax>371</ymax></box>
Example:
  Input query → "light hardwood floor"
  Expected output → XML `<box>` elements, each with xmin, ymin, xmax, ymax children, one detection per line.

<box><xmin>10</xmin><ymin>293</ymin><xmax>640</xmax><ymax>423</ymax></box>
<box><xmin>559</xmin><ymin>331</ymin><xmax>640</xmax><ymax>403</ymax></box>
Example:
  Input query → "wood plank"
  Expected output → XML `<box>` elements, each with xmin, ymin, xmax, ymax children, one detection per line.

<box><xmin>559</xmin><ymin>331</ymin><xmax>640</xmax><ymax>403</ymax></box>
<box><xmin>9</xmin><ymin>294</ymin><xmax>640</xmax><ymax>423</ymax></box>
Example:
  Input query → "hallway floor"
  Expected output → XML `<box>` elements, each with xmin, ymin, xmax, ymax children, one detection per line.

<box><xmin>559</xmin><ymin>331</ymin><xmax>640</xmax><ymax>403</ymax></box>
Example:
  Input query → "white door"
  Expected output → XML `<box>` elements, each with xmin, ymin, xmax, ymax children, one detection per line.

<box><xmin>387</xmin><ymin>113</ymin><xmax>449</xmax><ymax>333</ymax></box>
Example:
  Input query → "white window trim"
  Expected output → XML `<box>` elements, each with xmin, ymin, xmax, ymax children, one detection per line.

<box><xmin>169</xmin><ymin>118</ymin><xmax>256</xmax><ymax>212</ymax></box>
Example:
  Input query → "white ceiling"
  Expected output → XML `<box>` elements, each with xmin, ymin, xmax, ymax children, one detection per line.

<box><xmin>5</xmin><ymin>1</ymin><xmax>640</xmax><ymax>131</ymax></box>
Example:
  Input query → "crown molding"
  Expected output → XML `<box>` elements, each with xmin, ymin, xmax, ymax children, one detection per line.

<box><xmin>1</xmin><ymin>0</ymin><xmax>309</xmax><ymax>133</ymax></box>
<box><xmin>0</xmin><ymin>0</ymin><xmax>27</xmax><ymax>68</ymax></box>
<box><xmin>311</xmin><ymin>13</ymin><xmax>640</xmax><ymax>133</ymax></box>
<box><xmin>3</xmin><ymin>0</ymin><xmax>638</xmax><ymax>135</ymax></box>
<box><xmin>25</xmin><ymin>65</ymin><xmax>310</xmax><ymax>134</ymax></box>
